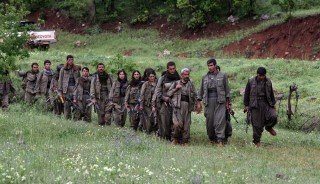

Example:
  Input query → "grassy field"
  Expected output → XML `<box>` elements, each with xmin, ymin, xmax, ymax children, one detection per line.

<box><xmin>1</xmin><ymin>10</ymin><xmax>320</xmax><ymax>183</ymax></box>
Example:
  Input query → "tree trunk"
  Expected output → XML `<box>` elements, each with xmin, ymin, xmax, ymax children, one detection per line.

<box><xmin>88</xmin><ymin>0</ymin><xmax>96</xmax><ymax>22</ymax></box>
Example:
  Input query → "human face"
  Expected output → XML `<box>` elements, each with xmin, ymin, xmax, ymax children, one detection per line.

<box><xmin>119</xmin><ymin>72</ymin><xmax>125</xmax><ymax>80</ymax></box>
<box><xmin>67</xmin><ymin>57</ymin><xmax>74</xmax><ymax>66</ymax></box>
<box><xmin>257</xmin><ymin>74</ymin><xmax>266</xmax><ymax>81</ymax></box>
<box><xmin>82</xmin><ymin>69</ymin><xmax>89</xmax><ymax>77</ymax></box>
<box><xmin>32</xmin><ymin>64</ymin><xmax>39</xmax><ymax>73</ymax></box>
<box><xmin>97</xmin><ymin>65</ymin><xmax>105</xmax><ymax>73</ymax></box>
<box><xmin>148</xmin><ymin>74</ymin><xmax>155</xmax><ymax>82</ymax></box>
<box><xmin>167</xmin><ymin>65</ymin><xmax>176</xmax><ymax>74</ymax></box>
<box><xmin>133</xmin><ymin>72</ymin><xmax>140</xmax><ymax>80</ymax></box>
<box><xmin>44</xmin><ymin>63</ymin><xmax>51</xmax><ymax>70</ymax></box>
<box><xmin>207</xmin><ymin>63</ymin><xmax>217</xmax><ymax>73</ymax></box>
<box><xmin>181</xmin><ymin>71</ymin><xmax>190</xmax><ymax>81</ymax></box>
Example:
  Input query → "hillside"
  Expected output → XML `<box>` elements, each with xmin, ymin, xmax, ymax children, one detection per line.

<box><xmin>223</xmin><ymin>14</ymin><xmax>320</xmax><ymax>60</ymax></box>
<box><xmin>1</xmin><ymin>8</ymin><xmax>320</xmax><ymax>183</ymax></box>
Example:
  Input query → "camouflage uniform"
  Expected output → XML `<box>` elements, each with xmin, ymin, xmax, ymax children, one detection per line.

<box><xmin>25</xmin><ymin>71</ymin><xmax>41</xmax><ymax>103</ymax></box>
<box><xmin>125</xmin><ymin>84</ymin><xmax>141</xmax><ymax>130</ymax></box>
<box><xmin>198</xmin><ymin>71</ymin><xmax>230</xmax><ymax>143</ymax></box>
<box><xmin>167</xmin><ymin>80</ymin><xmax>196</xmax><ymax>143</ymax></box>
<box><xmin>36</xmin><ymin>69</ymin><xmax>54</xmax><ymax>110</ymax></box>
<box><xmin>109</xmin><ymin>80</ymin><xmax>128</xmax><ymax>127</ymax></box>
<box><xmin>0</xmin><ymin>77</ymin><xmax>15</xmax><ymax>110</ymax></box>
<box><xmin>244</xmin><ymin>77</ymin><xmax>277</xmax><ymax>144</ymax></box>
<box><xmin>73</xmin><ymin>76</ymin><xmax>92</xmax><ymax>122</ymax></box>
<box><xmin>90</xmin><ymin>72</ymin><xmax>113</xmax><ymax>125</ymax></box>
<box><xmin>152</xmin><ymin>73</ymin><xmax>179</xmax><ymax>140</ymax></box>
<box><xmin>58</xmin><ymin>65</ymin><xmax>80</xmax><ymax>119</ymax></box>
<box><xmin>49</xmin><ymin>75</ymin><xmax>63</xmax><ymax>115</ymax></box>
<box><xmin>140</xmin><ymin>81</ymin><xmax>157</xmax><ymax>133</ymax></box>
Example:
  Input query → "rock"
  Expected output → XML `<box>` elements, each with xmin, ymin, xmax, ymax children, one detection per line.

<box><xmin>163</xmin><ymin>49</ymin><xmax>171</xmax><ymax>56</ymax></box>
<box><xmin>227</xmin><ymin>15</ymin><xmax>239</xmax><ymax>23</ymax></box>
<box><xmin>308</xmin><ymin>96</ymin><xmax>317</xmax><ymax>101</ymax></box>
<box><xmin>74</xmin><ymin>40</ymin><xmax>87</xmax><ymax>48</ymax></box>
<box><xmin>239</xmin><ymin>88</ymin><xmax>245</xmax><ymax>96</ymax></box>
<box><xmin>260</xmin><ymin>14</ymin><xmax>270</xmax><ymax>20</ymax></box>
<box><xmin>276</xmin><ymin>173</ymin><xmax>288</xmax><ymax>180</ymax></box>
<box><xmin>74</xmin><ymin>40</ymin><xmax>81</xmax><ymax>48</ymax></box>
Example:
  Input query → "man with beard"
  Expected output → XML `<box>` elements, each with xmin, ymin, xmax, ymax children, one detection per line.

<box><xmin>152</xmin><ymin>61</ymin><xmax>180</xmax><ymax>140</ymax></box>
<box><xmin>198</xmin><ymin>58</ymin><xmax>230</xmax><ymax>147</ymax></box>
<box><xmin>73</xmin><ymin>67</ymin><xmax>92</xmax><ymax>122</ymax></box>
<box><xmin>244</xmin><ymin>67</ymin><xmax>277</xmax><ymax>147</ymax></box>
<box><xmin>167</xmin><ymin>68</ymin><xmax>197</xmax><ymax>145</ymax></box>
<box><xmin>90</xmin><ymin>63</ymin><xmax>113</xmax><ymax>126</ymax></box>
<box><xmin>25</xmin><ymin>62</ymin><xmax>40</xmax><ymax>104</ymax></box>
<box><xmin>36</xmin><ymin>60</ymin><xmax>54</xmax><ymax>110</ymax></box>
<box><xmin>58</xmin><ymin>55</ymin><xmax>81</xmax><ymax>119</ymax></box>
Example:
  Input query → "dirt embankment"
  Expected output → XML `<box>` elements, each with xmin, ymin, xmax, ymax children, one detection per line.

<box><xmin>223</xmin><ymin>15</ymin><xmax>320</xmax><ymax>60</ymax></box>
<box><xmin>27</xmin><ymin>9</ymin><xmax>259</xmax><ymax>38</ymax></box>
<box><xmin>28</xmin><ymin>9</ymin><xmax>320</xmax><ymax>60</ymax></box>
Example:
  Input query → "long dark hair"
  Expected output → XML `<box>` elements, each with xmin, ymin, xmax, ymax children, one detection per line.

<box><xmin>129</xmin><ymin>70</ymin><xmax>141</xmax><ymax>86</ymax></box>
<box><xmin>117</xmin><ymin>69</ymin><xmax>127</xmax><ymax>82</ymax></box>
<box><xmin>142</xmin><ymin>68</ymin><xmax>157</xmax><ymax>81</ymax></box>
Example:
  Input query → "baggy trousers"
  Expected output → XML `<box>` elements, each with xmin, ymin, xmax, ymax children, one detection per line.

<box><xmin>205</xmin><ymin>97</ymin><xmax>227</xmax><ymax>142</ymax></box>
<box><xmin>251</xmin><ymin>99</ymin><xmax>277</xmax><ymax>143</ymax></box>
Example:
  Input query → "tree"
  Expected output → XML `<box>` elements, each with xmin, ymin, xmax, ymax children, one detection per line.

<box><xmin>0</xmin><ymin>0</ymin><xmax>30</xmax><ymax>77</ymax></box>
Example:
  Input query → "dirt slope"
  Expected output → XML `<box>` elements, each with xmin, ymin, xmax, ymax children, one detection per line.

<box><xmin>223</xmin><ymin>15</ymin><xmax>320</xmax><ymax>60</ymax></box>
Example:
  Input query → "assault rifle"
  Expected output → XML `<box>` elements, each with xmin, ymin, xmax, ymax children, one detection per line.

<box><xmin>226</xmin><ymin>109</ymin><xmax>240</xmax><ymax>124</ymax></box>
<box><xmin>87</xmin><ymin>99</ymin><xmax>100</xmax><ymax>112</ymax></box>
<box><xmin>244</xmin><ymin>108</ymin><xmax>251</xmax><ymax>133</ymax></box>
<box><xmin>64</xmin><ymin>96</ymin><xmax>85</xmax><ymax>115</ymax></box>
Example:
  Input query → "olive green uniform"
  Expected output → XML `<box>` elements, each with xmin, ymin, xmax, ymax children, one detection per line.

<box><xmin>140</xmin><ymin>81</ymin><xmax>157</xmax><ymax>133</ymax></box>
<box><xmin>73</xmin><ymin>76</ymin><xmax>92</xmax><ymax>122</ymax></box>
<box><xmin>198</xmin><ymin>72</ymin><xmax>230</xmax><ymax>143</ymax></box>
<box><xmin>0</xmin><ymin>78</ymin><xmax>15</xmax><ymax>110</ymax></box>
<box><xmin>90</xmin><ymin>73</ymin><xmax>113</xmax><ymax>125</ymax></box>
<box><xmin>109</xmin><ymin>80</ymin><xmax>128</xmax><ymax>127</ymax></box>
<box><xmin>25</xmin><ymin>71</ymin><xmax>41</xmax><ymax>104</ymax></box>
<box><xmin>58</xmin><ymin>66</ymin><xmax>81</xmax><ymax>119</ymax></box>
<box><xmin>36</xmin><ymin>69</ymin><xmax>54</xmax><ymax>110</ymax></box>
<box><xmin>152</xmin><ymin>74</ymin><xmax>178</xmax><ymax>140</ymax></box>
<box><xmin>125</xmin><ymin>84</ymin><xmax>141</xmax><ymax>130</ymax></box>
<box><xmin>49</xmin><ymin>76</ymin><xmax>63</xmax><ymax>115</ymax></box>
<box><xmin>167</xmin><ymin>80</ymin><xmax>196</xmax><ymax>143</ymax></box>
<box><xmin>244</xmin><ymin>77</ymin><xmax>277</xmax><ymax>144</ymax></box>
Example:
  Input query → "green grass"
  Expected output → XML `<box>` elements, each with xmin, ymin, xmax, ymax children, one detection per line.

<box><xmin>2</xmin><ymin>8</ymin><xmax>320</xmax><ymax>183</ymax></box>
<box><xmin>0</xmin><ymin>104</ymin><xmax>319</xmax><ymax>183</ymax></box>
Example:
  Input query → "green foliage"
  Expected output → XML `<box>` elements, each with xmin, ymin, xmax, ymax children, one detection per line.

<box><xmin>108</xmin><ymin>53</ymin><xmax>136</xmax><ymax>74</ymax></box>
<box><xmin>24</xmin><ymin>0</ymin><xmax>55</xmax><ymax>11</ymax></box>
<box><xmin>0</xmin><ymin>1</ymin><xmax>30</xmax><ymax>77</ymax></box>
<box><xmin>56</xmin><ymin>0</ymin><xmax>89</xmax><ymax>21</ymax></box>
<box><xmin>130</xmin><ymin>10</ymin><xmax>150</xmax><ymax>24</ymax></box>
<box><xmin>271</xmin><ymin>0</ymin><xmax>296</xmax><ymax>16</ymax></box>
<box><xmin>84</xmin><ymin>25</ymin><xmax>102</xmax><ymax>35</ymax></box>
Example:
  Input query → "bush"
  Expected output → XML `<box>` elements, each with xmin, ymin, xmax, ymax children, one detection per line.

<box><xmin>108</xmin><ymin>53</ymin><xmax>136</xmax><ymax>75</ymax></box>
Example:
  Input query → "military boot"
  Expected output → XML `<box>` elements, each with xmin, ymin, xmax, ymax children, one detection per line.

<box><xmin>266</xmin><ymin>128</ymin><xmax>277</xmax><ymax>136</ymax></box>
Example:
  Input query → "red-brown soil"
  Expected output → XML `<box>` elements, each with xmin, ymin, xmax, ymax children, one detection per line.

<box><xmin>223</xmin><ymin>15</ymin><xmax>320</xmax><ymax>60</ymax></box>
<box><xmin>131</xmin><ymin>18</ymin><xmax>259</xmax><ymax>39</ymax></box>
<box><xmin>27</xmin><ymin>9</ymin><xmax>320</xmax><ymax>60</ymax></box>
<box><xmin>27</xmin><ymin>9</ymin><xmax>90</xmax><ymax>34</ymax></box>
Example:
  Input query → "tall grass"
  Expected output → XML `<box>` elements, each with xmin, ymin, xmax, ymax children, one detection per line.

<box><xmin>2</xmin><ymin>8</ymin><xmax>320</xmax><ymax>183</ymax></box>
